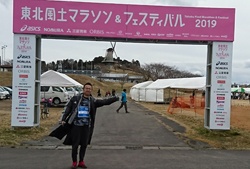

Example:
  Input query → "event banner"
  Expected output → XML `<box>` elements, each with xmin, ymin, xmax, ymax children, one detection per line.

<box><xmin>11</xmin><ymin>34</ymin><xmax>36</xmax><ymax>127</ymax></box>
<box><xmin>210</xmin><ymin>42</ymin><xmax>233</xmax><ymax>130</ymax></box>
<box><xmin>13</xmin><ymin>0</ymin><xmax>235</xmax><ymax>41</ymax></box>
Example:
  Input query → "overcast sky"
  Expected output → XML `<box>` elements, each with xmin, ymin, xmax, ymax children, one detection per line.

<box><xmin>0</xmin><ymin>0</ymin><xmax>250</xmax><ymax>84</ymax></box>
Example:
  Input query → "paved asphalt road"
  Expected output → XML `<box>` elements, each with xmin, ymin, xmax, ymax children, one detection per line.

<box><xmin>1</xmin><ymin>99</ymin><xmax>250</xmax><ymax>169</ymax></box>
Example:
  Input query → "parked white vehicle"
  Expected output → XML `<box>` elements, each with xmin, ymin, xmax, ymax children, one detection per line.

<box><xmin>73</xmin><ymin>86</ymin><xmax>83</xmax><ymax>94</ymax></box>
<box><xmin>0</xmin><ymin>88</ymin><xmax>6</xmax><ymax>100</ymax></box>
<box><xmin>62</xmin><ymin>87</ymin><xmax>79</xmax><ymax>98</ymax></box>
<box><xmin>40</xmin><ymin>86</ymin><xmax>69</xmax><ymax>105</ymax></box>
<box><xmin>0</xmin><ymin>86</ymin><xmax>9</xmax><ymax>99</ymax></box>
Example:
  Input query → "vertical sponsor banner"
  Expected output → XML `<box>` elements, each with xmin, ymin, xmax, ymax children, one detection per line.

<box><xmin>11</xmin><ymin>34</ymin><xmax>36</xmax><ymax>127</ymax></box>
<box><xmin>210</xmin><ymin>42</ymin><xmax>233</xmax><ymax>130</ymax></box>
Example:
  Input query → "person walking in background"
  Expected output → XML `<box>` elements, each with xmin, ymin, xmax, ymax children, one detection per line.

<box><xmin>112</xmin><ymin>89</ymin><xmax>116</xmax><ymax>96</ymax></box>
<box><xmin>97</xmin><ymin>88</ymin><xmax>101</xmax><ymax>97</ymax></box>
<box><xmin>116</xmin><ymin>89</ymin><xmax>129</xmax><ymax>113</ymax></box>
<box><xmin>54</xmin><ymin>82</ymin><xmax>119</xmax><ymax>169</ymax></box>
<box><xmin>105</xmin><ymin>91</ymin><xmax>111</xmax><ymax>97</ymax></box>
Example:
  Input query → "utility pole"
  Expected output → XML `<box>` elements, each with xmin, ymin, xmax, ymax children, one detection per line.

<box><xmin>85</xmin><ymin>60</ymin><xmax>87</xmax><ymax>76</ymax></box>
<box><xmin>1</xmin><ymin>45</ymin><xmax>7</xmax><ymax>65</ymax></box>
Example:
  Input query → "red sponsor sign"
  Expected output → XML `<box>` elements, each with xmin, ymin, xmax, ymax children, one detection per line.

<box><xmin>217</xmin><ymin>97</ymin><xmax>225</xmax><ymax>100</ymax></box>
<box><xmin>19</xmin><ymin>74</ymin><xmax>28</xmax><ymax>78</ymax></box>
<box><xmin>19</xmin><ymin>92</ymin><xmax>28</xmax><ymax>95</ymax></box>
<box><xmin>217</xmin><ymin>80</ymin><xmax>226</xmax><ymax>84</ymax></box>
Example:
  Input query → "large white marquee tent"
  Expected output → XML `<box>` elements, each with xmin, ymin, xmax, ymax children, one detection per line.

<box><xmin>41</xmin><ymin>70</ymin><xmax>83</xmax><ymax>87</ymax></box>
<box><xmin>130</xmin><ymin>77</ymin><xmax>206</xmax><ymax>102</ymax></box>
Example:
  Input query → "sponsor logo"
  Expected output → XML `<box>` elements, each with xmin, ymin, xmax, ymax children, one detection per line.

<box><xmin>218</xmin><ymin>83</ymin><xmax>224</xmax><ymax>87</ymax></box>
<box><xmin>20</xmin><ymin>25</ymin><xmax>28</xmax><ymax>31</ymax></box>
<box><xmin>216</xmin><ymin>100</ymin><xmax>225</xmax><ymax>104</ymax></box>
<box><xmin>214</xmin><ymin>111</ymin><xmax>223</xmax><ymax>114</ymax></box>
<box><xmin>16</xmin><ymin>65</ymin><xmax>32</xmax><ymax>69</ymax></box>
<box><xmin>215</xmin><ymin>120</ymin><xmax>225</xmax><ymax>123</ymax></box>
<box><xmin>16</xmin><ymin>107</ymin><xmax>25</xmax><ymax>109</ymax></box>
<box><xmin>216</xmin><ymin>117</ymin><xmax>225</xmax><ymax>120</ymax></box>
<box><xmin>217</xmin><ymin>80</ymin><xmax>226</xmax><ymax>84</ymax></box>
<box><xmin>216</xmin><ymin>61</ymin><xmax>228</xmax><ymax>66</ymax></box>
<box><xmin>19</xmin><ymin>100</ymin><xmax>27</xmax><ymax>103</ymax></box>
<box><xmin>26</xmin><ymin>107</ymin><xmax>30</xmax><ymax>110</ymax></box>
<box><xmin>17</xmin><ymin>54</ymin><xmax>30</xmax><ymax>59</ymax></box>
<box><xmin>18</xmin><ymin>110</ymin><xmax>28</xmax><ymax>113</ymax></box>
<box><xmin>216</xmin><ymin>114</ymin><xmax>225</xmax><ymax>117</ymax></box>
<box><xmin>18</xmin><ymin>113</ymin><xmax>28</xmax><ymax>116</ymax></box>
<box><xmin>17</xmin><ymin>117</ymin><xmax>28</xmax><ymax>119</ymax></box>
<box><xmin>17</xmin><ymin>86</ymin><xmax>31</xmax><ymax>88</ymax></box>
<box><xmin>217</xmin><ymin>104</ymin><xmax>224</xmax><ymax>110</ymax></box>
<box><xmin>157</xmin><ymin>33</ymin><xmax>165</xmax><ymax>36</ymax></box>
<box><xmin>136</xmin><ymin>31</ymin><xmax>141</xmax><ymax>35</ymax></box>
<box><xmin>19</xmin><ymin>89</ymin><xmax>28</xmax><ymax>91</ymax></box>
<box><xmin>89</xmin><ymin>29</ymin><xmax>104</xmax><ymax>34</ymax></box>
<box><xmin>20</xmin><ymin>79</ymin><xmax>27</xmax><ymax>82</ymax></box>
<box><xmin>215</xmin><ymin>91</ymin><xmax>229</xmax><ymax>94</ymax></box>
<box><xmin>217</xmin><ymin>94</ymin><xmax>225</xmax><ymax>96</ymax></box>
<box><xmin>17</xmin><ymin>45</ymin><xmax>32</xmax><ymax>52</ymax></box>
<box><xmin>217</xmin><ymin>97</ymin><xmax>225</xmax><ymax>100</ymax></box>
<box><xmin>18</xmin><ymin>70</ymin><xmax>30</xmax><ymax>73</ymax></box>
<box><xmin>20</xmin><ymin>25</ymin><xmax>41</xmax><ymax>32</ymax></box>
<box><xmin>19</xmin><ymin>104</ymin><xmax>27</xmax><ymax>106</ymax></box>
<box><xmin>217</xmin><ymin>71</ymin><xmax>229</xmax><ymax>75</ymax></box>
<box><xmin>19</xmin><ymin>74</ymin><xmax>28</xmax><ymax>78</ymax></box>
<box><xmin>17</xmin><ymin>37</ymin><xmax>32</xmax><ymax>52</ymax></box>
<box><xmin>216</xmin><ymin>44</ymin><xmax>230</xmax><ymax>59</ymax></box>
<box><xmin>217</xmin><ymin>124</ymin><xmax>223</xmax><ymax>126</ymax></box>
<box><xmin>19</xmin><ymin>92</ymin><xmax>28</xmax><ymax>95</ymax></box>
<box><xmin>19</xmin><ymin>83</ymin><xmax>28</xmax><ymax>85</ymax></box>
<box><xmin>44</xmin><ymin>28</ymin><xmax>64</xmax><ymax>32</ymax></box>
<box><xmin>17</xmin><ymin>60</ymin><xmax>31</xmax><ymax>63</ymax></box>
<box><xmin>166</xmin><ymin>33</ymin><xmax>174</xmax><ymax>37</ymax></box>
<box><xmin>125</xmin><ymin>32</ymin><xmax>132</xmax><ymax>35</ymax></box>
<box><xmin>19</xmin><ymin>120</ymin><xmax>26</xmax><ymax>123</ymax></box>
<box><xmin>215</xmin><ymin>67</ymin><xmax>228</xmax><ymax>70</ymax></box>
<box><xmin>18</xmin><ymin>96</ymin><xmax>28</xmax><ymax>99</ymax></box>
<box><xmin>216</xmin><ymin>76</ymin><xmax>227</xmax><ymax>79</ymax></box>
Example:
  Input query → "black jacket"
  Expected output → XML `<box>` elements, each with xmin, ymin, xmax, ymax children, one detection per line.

<box><xmin>50</xmin><ymin>94</ymin><xmax>119</xmax><ymax>145</ymax></box>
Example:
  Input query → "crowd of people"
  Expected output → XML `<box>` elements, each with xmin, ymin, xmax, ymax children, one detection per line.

<box><xmin>231</xmin><ymin>92</ymin><xmax>250</xmax><ymax>100</ymax></box>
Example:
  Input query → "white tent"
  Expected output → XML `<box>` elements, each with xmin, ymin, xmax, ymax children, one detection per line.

<box><xmin>41</xmin><ymin>70</ymin><xmax>83</xmax><ymax>87</ymax></box>
<box><xmin>130</xmin><ymin>81</ymin><xmax>153</xmax><ymax>101</ymax></box>
<box><xmin>244</xmin><ymin>88</ymin><xmax>250</xmax><ymax>94</ymax></box>
<box><xmin>130</xmin><ymin>77</ymin><xmax>206</xmax><ymax>102</ymax></box>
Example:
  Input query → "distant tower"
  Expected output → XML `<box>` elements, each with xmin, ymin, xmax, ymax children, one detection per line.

<box><xmin>102</xmin><ymin>48</ymin><xmax>115</xmax><ymax>69</ymax></box>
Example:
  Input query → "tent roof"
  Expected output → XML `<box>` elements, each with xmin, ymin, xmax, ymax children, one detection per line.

<box><xmin>145</xmin><ymin>77</ymin><xmax>206</xmax><ymax>90</ymax></box>
<box><xmin>231</xmin><ymin>87</ymin><xmax>245</xmax><ymax>93</ymax></box>
<box><xmin>41</xmin><ymin>70</ymin><xmax>83</xmax><ymax>87</ymax></box>
<box><xmin>244</xmin><ymin>88</ymin><xmax>250</xmax><ymax>94</ymax></box>
<box><xmin>131</xmin><ymin>81</ymin><xmax>153</xmax><ymax>89</ymax></box>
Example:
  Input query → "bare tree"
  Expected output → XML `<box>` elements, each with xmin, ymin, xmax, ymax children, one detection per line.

<box><xmin>119</xmin><ymin>74</ymin><xmax>128</xmax><ymax>89</ymax></box>
<box><xmin>139</xmin><ymin>63</ymin><xmax>202</xmax><ymax>81</ymax></box>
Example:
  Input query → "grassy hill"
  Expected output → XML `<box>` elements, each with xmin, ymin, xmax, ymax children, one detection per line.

<box><xmin>0</xmin><ymin>71</ymin><xmax>135</xmax><ymax>96</ymax></box>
